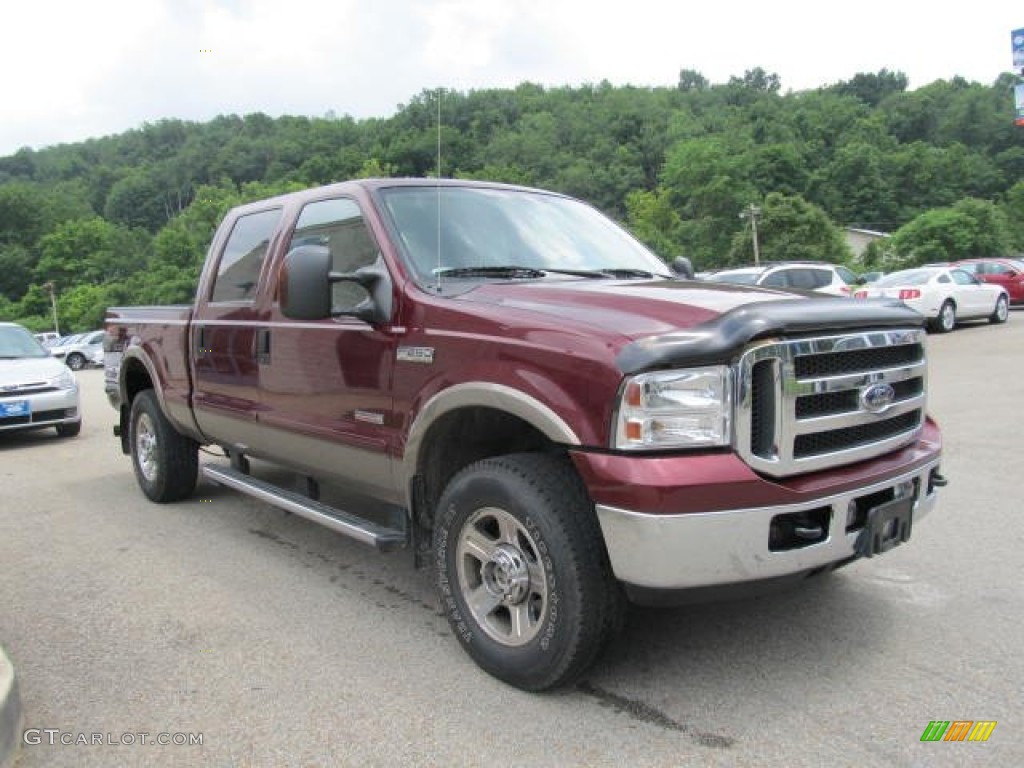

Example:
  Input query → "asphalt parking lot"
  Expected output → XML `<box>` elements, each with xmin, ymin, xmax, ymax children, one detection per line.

<box><xmin>1</xmin><ymin>314</ymin><xmax>1022</xmax><ymax>767</ymax></box>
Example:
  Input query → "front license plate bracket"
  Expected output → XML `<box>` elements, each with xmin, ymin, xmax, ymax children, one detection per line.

<box><xmin>854</xmin><ymin>496</ymin><xmax>913</xmax><ymax>558</ymax></box>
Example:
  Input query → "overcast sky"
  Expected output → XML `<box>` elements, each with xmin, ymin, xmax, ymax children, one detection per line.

<box><xmin>1</xmin><ymin>0</ymin><xmax>1020</xmax><ymax>157</ymax></box>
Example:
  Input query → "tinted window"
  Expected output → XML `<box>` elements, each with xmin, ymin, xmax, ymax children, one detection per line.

<box><xmin>951</xmin><ymin>269</ymin><xmax>977</xmax><ymax>286</ymax></box>
<box><xmin>760</xmin><ymin>271</ymin><xmax>789</xmax><ymax>288</ymax></box>
<box><xmin>834</xmin><ymin>265</ymin><xmax>857</xmax><ymax>285</ymax></box>
<box><xmin>289</xmin><ymin>198</ymin><xmax>380</xmax><ymax>308</ymax></box>
<box><xmin>709</xmin><ymin>272</ymin><xmax>760</xmax><ymax>285</ymax></box>
<box><xmin>808</xmin><ymin>269</ymin><xmax>832</xmax><ymax>289</ymax></box>
<box><xmin>876</xmin><ymin>270</ymin><xmax>933</xmax><ymax>287</ymax></box>
<box><xmin>210</xmin><ymin>209</ymin><xmax>282</xmax><ymax>302</ymax></box>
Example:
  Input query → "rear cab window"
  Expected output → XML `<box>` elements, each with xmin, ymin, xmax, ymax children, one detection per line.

<box><xmin>209</xmin><ymin>208</ymin><xmax>283</xmax><ymax>303</ymax></box>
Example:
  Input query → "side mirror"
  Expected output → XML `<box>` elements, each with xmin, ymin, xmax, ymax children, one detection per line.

<box><xmin>279</xmin><ymin>245</ymin><xmax>393</xmax><ymax>325</ymax></box>
<box><xmin>670</xmin><ymin>256</ymin><xmax>695</xmax><ymax>279</ymax></box>
<box><xmin>280</xmin><ymin>246</ymin><xmax>332</xmax><ymax>320</ymax></box>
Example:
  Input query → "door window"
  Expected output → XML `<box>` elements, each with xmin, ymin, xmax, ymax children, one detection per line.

<box><xmin>210</xmin><ymin>209</ymin><xmax>282</xmax><ymax>303</ymax></box>
<box><xmin>289</xmin><ymin>198</ymin><xmax>380</xmax><ymax>309</ymax></box>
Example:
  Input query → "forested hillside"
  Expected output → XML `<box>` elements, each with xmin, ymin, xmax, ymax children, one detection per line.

<box><xmin>1</xmin><ymin>68</ymin><xmax>1022</xmax><ymax>333</ymax></box>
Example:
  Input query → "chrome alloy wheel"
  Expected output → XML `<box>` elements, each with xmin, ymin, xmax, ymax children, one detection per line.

<box><xmin>939</xmin><ymin>301</ymin><xmax>955</xmax><ymax>332</ymax></box>
<box><xmin>135</xmin><ymin>412</ymin><xmax>159</xmax><ymax>483</ymax></box>
<box><xmin>456</xmin><ymin>506</ymin><xmax>548</xmax><ymax>647</ymax></box>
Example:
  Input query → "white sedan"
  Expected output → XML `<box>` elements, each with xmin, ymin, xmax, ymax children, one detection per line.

<box><xmin>854</xmin><ymin>266</ymin><xmax>1009</xmax><ymax>333</ymax></box>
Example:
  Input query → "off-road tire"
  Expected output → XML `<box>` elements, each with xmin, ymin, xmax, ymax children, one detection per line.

<box><xmin>130</xmin><ymin>389</ymin><xmax>198</xmax><ymax>502</ymax></box>
<box><xmin>434</xmin><ymin>453</ymin><xmax>624</xmax><ymax>691</ymax></box>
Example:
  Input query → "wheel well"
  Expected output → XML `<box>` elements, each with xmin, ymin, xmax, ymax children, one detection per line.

<box><xmin>117</xmin><ymin>358</ymin><xmax>154</xmax><ymax>452</ymax></box>
<box><xmin>122</xmin><ymin>358</ymin><xmax>154</xmax><ymax>404</ymax></box>
<box><xmin>413</xmin><ymin>406</ymin><xmax>560</xmax><ymax>530</ymax></box>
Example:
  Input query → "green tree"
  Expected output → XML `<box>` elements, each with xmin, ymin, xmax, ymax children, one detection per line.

<box><xmin>729</xmin><ymin>193</ymin><xmax>851</xmax><ymax>265</ymax></box>
<box><xmin>889</xmin><ymin>198</ymin><xmax>1011</xmax><ymax>268</ymax></box>
<box><xmin>1001</xmin><ymin>181</ymin><xmax>1024</xmax><ymax>251</ymax></box>
<box><xmin>35</xmin><ymin>218</ymin><xmax>144</xmax><ymax>287</ymax></box>
<box><xmin>827</xmin><ymin>69</ymin><xmax>908</xmax><ymax>107</ymax></box>
<box><xmin>56</xmin><ymin>284</ymin><xmax>113</xmax><ymax>332</ymax></box>
<box><xmin>625</xmin><ymin>188</ymin><xmax>683</xmax><ymax>260</ymax></box>
<box><xmin>0</xmin><ymin>244</ymin><xmax>36</xmax><ymax>301</ymax></box>
<box><xmin>660</xmin><ymin>136</ymin><xmax>757</xmax><ymax>266</ymax></box>
<box><xmin>104</xmin><ymin>167</ymin><xmax>177</xmax><ymax>231</ymax></box>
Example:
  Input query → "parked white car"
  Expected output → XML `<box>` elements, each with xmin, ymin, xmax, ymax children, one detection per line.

<box><xmin>0</xmin><ymin>322</ymin><xmax>82</xmax><ymax>437</ymax></box>
<box><xmin>853</xmin><ymin>266</ymin><xmax>1009</xmax><ymax>333</ymax></box>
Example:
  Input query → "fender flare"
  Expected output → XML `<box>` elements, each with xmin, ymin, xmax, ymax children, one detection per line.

<box><xmin>400</xmin><ymin>382</ymin><xmax>581</xmax><ymax>506</ymax></box>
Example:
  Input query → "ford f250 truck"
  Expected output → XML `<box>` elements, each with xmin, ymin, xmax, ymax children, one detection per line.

<box><xmin>105</xmin><ymin>178</ymin><xmax>945</xmax><ymax>691</ymax></box>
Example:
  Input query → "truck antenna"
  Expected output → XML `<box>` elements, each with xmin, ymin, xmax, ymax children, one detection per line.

<box><xmin>435</xmin><ymin>87</ymin><xmax>443</xmax><ymax>291</ymax></box>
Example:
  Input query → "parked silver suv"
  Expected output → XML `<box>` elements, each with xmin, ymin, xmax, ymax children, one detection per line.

<box><xmin>707</xmin><ymin>263</ymin><xmax>856</xmax><ymax>296</ymax></box>
<box><xmin>49</xmin><ymin>329</ymin><xmax>105</xmax><ymax>370</ymax></box>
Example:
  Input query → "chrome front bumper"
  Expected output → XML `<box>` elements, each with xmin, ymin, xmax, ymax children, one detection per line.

<box><xmin>595</xmin><ymin>460</ymin><xmax>941</xmax><ymax>590</ymax></box>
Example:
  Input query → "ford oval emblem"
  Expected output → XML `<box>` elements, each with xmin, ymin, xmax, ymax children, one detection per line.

<box><xmin>861</xmin><ymin>382</ymin><xmax>896</xmax><ymax>413</ymax></box>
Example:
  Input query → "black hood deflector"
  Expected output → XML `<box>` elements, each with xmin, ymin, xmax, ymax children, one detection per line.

<box><xmin>616</xmin><ymin>298</ymin><xmax>924</xmax><ymax>374</ymax></box>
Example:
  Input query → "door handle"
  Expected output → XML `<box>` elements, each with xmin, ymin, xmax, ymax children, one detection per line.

<box><xmin>256</xmin><ymin>328</ymin><xmax>271</xmax><ymax>364</ymax></box>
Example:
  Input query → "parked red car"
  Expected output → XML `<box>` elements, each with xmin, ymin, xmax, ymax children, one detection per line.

<box><xmin>952</xmin><ymin>258</ymin><xmax>1024</xmax><ymax>305</ymax></box>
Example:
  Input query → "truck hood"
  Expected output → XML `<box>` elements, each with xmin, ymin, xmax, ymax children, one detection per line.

<box><xmin>455</xmin><ymin>278</ymin><xmax>790</xmax><ymax>339</ymax></box>
<box><xmin>449</xmin><ymin>277</ymin><xmax>924</xmax><ymax>373</ymax></box>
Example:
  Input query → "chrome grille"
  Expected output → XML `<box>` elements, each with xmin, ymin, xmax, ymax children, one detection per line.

<box><xmin>735</xmin><ymin>329</ymin><xmax>927</xmax><ymax>477</ymax></box>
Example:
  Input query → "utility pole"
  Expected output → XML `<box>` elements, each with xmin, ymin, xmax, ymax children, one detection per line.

<box><xmin>740</xmin><ymin>204</ymin><xmax>762</xmax><ymax>266</ymax></box>
<box><xmin>43</xmin><ymin>281</ymin><xmax>60</xmax><ymax>336</ymax></box>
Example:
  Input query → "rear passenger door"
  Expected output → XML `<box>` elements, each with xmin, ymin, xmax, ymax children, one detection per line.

<box><xmin>191</xmin><ymin>207</ymin><xmax>282</xmax><ymax>448</ymax></box>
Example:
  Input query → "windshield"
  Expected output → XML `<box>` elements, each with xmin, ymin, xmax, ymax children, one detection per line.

<box><xmin>376</xmin><ymin>186</ymin><xmax>670</xmax><ymax>284</ymax></box>
<box><xmin>0</xmin><ymin>326</ymin><xmax>50</xmax><ymax>359</ymax></box>
<box><xmin>875</xmin><ymin>269</ymin><xmax>935</xmax><ymax>287</ymax></box>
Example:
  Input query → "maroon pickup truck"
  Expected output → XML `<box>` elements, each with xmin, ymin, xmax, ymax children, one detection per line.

<box><xmin>105</xmin><ymin>178</ymin><xmax>944</xmax><ymax>690</ymax></box>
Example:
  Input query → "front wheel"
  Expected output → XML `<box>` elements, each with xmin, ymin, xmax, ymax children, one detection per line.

<box><xmin>989</xmin><ymin>294</ymin><xmax>1009</xmax><ymax>324</ymax></box>
<box><xmin>434</xmin><ymin>453</ymin><xmax>624</xmax><ymax>691</ymax></box>
<box><xmin>130</xmin><ymin>390</ymin><xmax>198</xmax><ymax>502</ymax></box>
<box><xmin>65</xmin><ymin>352</ymin><xmax>85</xmax><ymax>370</ymax></box>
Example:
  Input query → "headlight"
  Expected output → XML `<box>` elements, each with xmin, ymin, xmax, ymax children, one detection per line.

<box><xmin>614</xmin><ymin>366</ymin><xmax>732</xmax><ymax>450</ymax></box>
<box><xmin>48</xmin><ymin>368</ymin><xmax>77</xmax><ymax>390</ymax></box>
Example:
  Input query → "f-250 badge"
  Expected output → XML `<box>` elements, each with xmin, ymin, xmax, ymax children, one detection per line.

<box><xmin>397</xmin><ymin>346</ymin><xmax>435</xmax><ymax>364</ymax></box>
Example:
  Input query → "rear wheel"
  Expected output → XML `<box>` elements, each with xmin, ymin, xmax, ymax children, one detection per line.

<box><xmin>931</xmin><ymin>301</ymin><xmax>956</xmax><ymax>333</ymax></box>
<box><xmin>65</xmin><ymin>352</ymin><xmax>85</xmax><ymax>370</ymax></box>
<box><xmin>434</xmin><ymin>453</ymin><xmax>624</xmax><ymax>691</ymax></box>
<box><xmin>130</xmin><ymin>390</ymin><xmax>198</xmax><ymax>502</ymax></box>
<box><xmin>989</xmin><ymin>294</ymin><xmax>1009</xmax><ymax>324</ymax></box>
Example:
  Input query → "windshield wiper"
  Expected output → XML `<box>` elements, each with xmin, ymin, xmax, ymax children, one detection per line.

<box><xmin>434</xmin><ymin>265</ymin><xmax>547</xmax><ymax>279</ymax></box>
<box><xmin>432</xmin><ymin>265</ymin><xmax>671</xmax><ymax>281</ymax></box>
<box><xmin>596</xmin><ymin>268</ymin><xmax>667</xmax><ymax>279</ymax></box>
<box><xmin>542</xmin><ymin>267</ymin><xmax>669</xmax><ymax>279</ymax></box>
